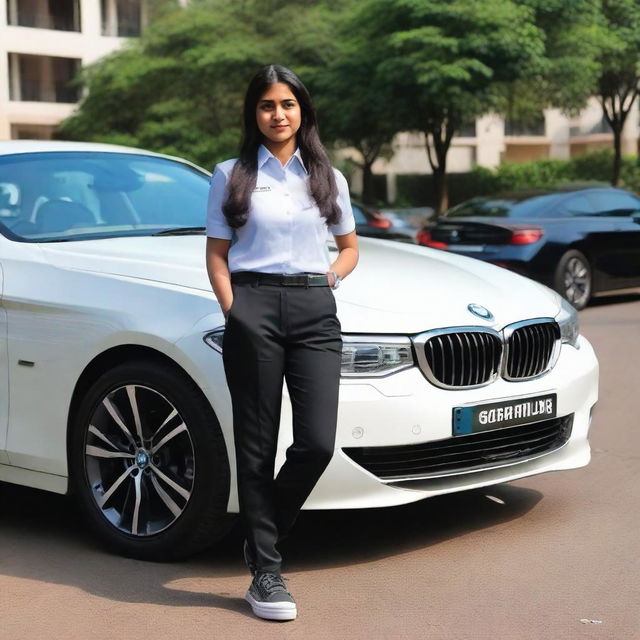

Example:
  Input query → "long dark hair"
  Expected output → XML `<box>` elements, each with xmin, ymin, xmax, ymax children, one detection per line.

<box><xmin>222</xmin><ymin>64</ymin><xmax>340</xmax><ymax>228</ymax></box>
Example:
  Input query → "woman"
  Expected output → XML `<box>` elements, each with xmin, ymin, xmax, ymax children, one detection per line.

<box><xmin>205</xmin><ymin>64</ymin><xmax>358</xmax><ymax>621</ymax></box>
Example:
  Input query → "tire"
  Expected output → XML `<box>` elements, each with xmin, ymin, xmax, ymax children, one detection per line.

<box><xmin>69</xmin><ymin>359</ymin><xmax>234</xmax><ymax>560</ymax></box>
<box><xmin>553</xmin><ymin>249</ymin><xmax>592</xmax><ymax>311</ymax></box>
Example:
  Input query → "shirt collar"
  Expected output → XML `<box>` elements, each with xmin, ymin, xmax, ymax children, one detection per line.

<box><xmin>257</xmin><ymin>144</ymin><xmax>308</xmax><ymax>175</ymax></box>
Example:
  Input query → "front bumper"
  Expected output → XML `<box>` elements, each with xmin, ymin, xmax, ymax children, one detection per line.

<box><xmin>288</xmin><ymin>334</ymin><xmax>598</xmax><ymax>510</ymax></box>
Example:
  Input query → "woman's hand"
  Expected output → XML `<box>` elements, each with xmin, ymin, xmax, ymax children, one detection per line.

<box><xmin>206</xmin><ymin>237</ymin><xmax>234</xmax><ymax>317</ymax></box>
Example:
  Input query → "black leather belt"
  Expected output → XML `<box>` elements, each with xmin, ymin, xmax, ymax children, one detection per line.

<box><xmin>231</xmin><ymin>271</ymin><xmax>330</xmax><ymax>287</ymax></box>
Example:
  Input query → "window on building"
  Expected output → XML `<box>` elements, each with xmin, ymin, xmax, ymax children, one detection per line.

<box><xmin>101</xmin><ymin>0</ymin><xmax>144</xmax><ymax>37</ymax></box>
<box><xmin>570</xmin><ymin>115</ymin><xmax>612</xmax><ymax>137</ymax></box>
<box><xmin>8</xmin><ymin>54</ymin><xmax>81</xmax><ymax>103</ymax></box>
<box><xmin>6</xmin><ymin>0</ymin><xmax>80</xmax><ymax>32</ymax></box>
<box><xmin>457</xmin><ymin>121</ymin><xmax>477</xmax><ymax>138</ymax></box>
<box><xmin>504</xmin><ymin>113</ymin><xmax>546</xmax><ymax>137</ymax></box>
<box><xmin>10</xmin><ymin>124</ymin><xmax>56</xmax><ymax>140</ymax></box>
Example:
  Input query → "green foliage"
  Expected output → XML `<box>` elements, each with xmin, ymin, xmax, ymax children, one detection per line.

<box><xmin>493</xmin><ymin>158</ymin><xmax>572</xmax><ymax>191</ymax></box>
<box><xmin>513</xmin><ymin>0</ymin><xmax>603</xmax><ymax>115</ymax></box>
<box><xmin>567</xmin><ymin>148</ymin><xmax>615</xmax><ymax>181</ymax></box>
<box><xmin>594</xmin><ymin>0</ymin><xmax>640</xmax><ymax>183</ymax></box>
<box><xmin>392</xmin><ymin>149</ymin><xmax>640</xmax><ymax>207</ymax></box>
<box><xmin>351</xmin><ymin>0</ymin><xmax>546</xmax><ymax>134</ymax></box>
<box><xmin>341</xmin><ymin>0</ymin><xmax>549</xmax><ymax>211</ymax></box>
<box><xmin>57</xmin><ymin>0</ymin><xmax>341</xmax><ymax>169</ymax></box>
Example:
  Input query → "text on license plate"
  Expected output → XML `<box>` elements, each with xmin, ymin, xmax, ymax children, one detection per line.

<box><xmin>453</xmin><ymin>393</ymin><xmax>557</xmax><ymax>435</ymax></box>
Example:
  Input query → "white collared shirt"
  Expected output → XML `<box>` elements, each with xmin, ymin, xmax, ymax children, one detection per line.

<box><xmin>206</xmin><ymin>145</ymin><xmax>355</xmax><ymax>274</ymax></box>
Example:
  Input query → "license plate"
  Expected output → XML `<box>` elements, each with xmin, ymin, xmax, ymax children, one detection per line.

<box><xmin>453</xmin><ymin>393</ymin><xmax>557</xmax><ymax>435</ymax></box>
<box><xmin>452</xmin><ymin>245</ymin><xmax>485</xmax><ymax>252</ymax></box>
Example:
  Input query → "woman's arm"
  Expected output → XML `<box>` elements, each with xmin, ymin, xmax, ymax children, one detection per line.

<box><xmin>206</xmin><ymin>237</ymin><xmax>234</xmax><ymax>316</ymax></box>
<box><xmin>328</xmin><ymin>230</ymin><xmax>359</xmax><ymax>285</ymax></box>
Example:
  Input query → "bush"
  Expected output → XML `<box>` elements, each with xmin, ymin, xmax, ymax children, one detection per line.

<box><xmin>494</xmin><ymin>158</ymin><xmax>573</xmax><ymax>191</ymax></box>
<box><xmin>387</xmin><ymin>149</ymin><xmax>640</xmax><ymax>208</ymax></box>
<box><xmin>567</xmin><ymin>148</ymin><xmax>614</xmax><ymax>181</ymax></box>
<box><xmin>620</xmin><ymin>164</ymin><xmax>640</xmax><ymax>193</ymax></box>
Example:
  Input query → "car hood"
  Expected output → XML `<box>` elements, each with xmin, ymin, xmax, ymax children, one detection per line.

<box><xmin>41</xmin><ymin>235</ymin><xmax>561</xmax><ymax>334</ymax></box>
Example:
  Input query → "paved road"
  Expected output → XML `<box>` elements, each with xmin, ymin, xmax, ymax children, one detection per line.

<box><xmin>1</xmin><ymin>295</ymin><xmax>638</xmax><ymax>640</ymax></box>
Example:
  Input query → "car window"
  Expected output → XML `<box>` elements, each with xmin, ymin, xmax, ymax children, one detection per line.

<box><xmin>0</xmin><ymin>182</ymin><xmax>20</xmax><ymax>220</ymax></box>
<box><xmin>588</xmin><ymin>191</ymin><xmax>640</xmax><ymax>217</ymax></box>
<box><xmin>0</xmin><ymin>152</ymin><xmax>210</xmax><ymax>242</ymax></box>
<box><xmin>445</xmin><ymin>194</ymin><xmax>561</xmax><ymax>218</ymax></box>
<box><xmin>351</xmin><ymin>203</ymin><xmax>367</xmax><ymax>224</ymax></box>
<box><xmin>555</xmin><ymin>194</ymin><xmax>597</xmax><ymax>217</ymax></box>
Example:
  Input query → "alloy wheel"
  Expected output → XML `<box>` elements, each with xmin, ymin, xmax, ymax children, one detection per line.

<box><xmin>563</xmin><ymin>256</ymin><xmax>590</xmax><ymax>308</ymax></box>
<box><xmin>84</xmin><ymin>384</ymin><xmax>195</xmax><ymax>537</ymax></box>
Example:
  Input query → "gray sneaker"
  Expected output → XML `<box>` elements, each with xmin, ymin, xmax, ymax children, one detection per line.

<box><xmin>245</xmin><ymin>572</ymin><xmax>297</xmax><ymax>621</ymax></box>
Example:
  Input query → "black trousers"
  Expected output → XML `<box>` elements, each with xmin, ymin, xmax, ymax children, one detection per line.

<box><xmin>222</xmin><ymin>275</ymin><xmax>342</xmax><ymax>574</ymax></box>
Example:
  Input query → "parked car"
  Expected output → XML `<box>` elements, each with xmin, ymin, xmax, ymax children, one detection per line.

<box><xmin>417</xmin><ymin>187</ymin><xmax>640</xmax><ymax>310</ymax></box>
<box><xmin>0</xmin><ymin>141</ymin><xmax>598</xmax><ymax>560</ymax></box>
<box><xmin>352</xmin><ymin>199</ymin><xmax>416</xmax><ymax>242</ymax></box>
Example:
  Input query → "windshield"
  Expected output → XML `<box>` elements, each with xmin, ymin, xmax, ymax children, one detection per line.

<box><xmin>0</xmin><ymin>151</ymin><xmax>211</xmax><ymax>242</ymax></box>
<box><xmin>445</xmin><ymin>193</ymin><xmax>562</xmax><ymax>218</ymax></box>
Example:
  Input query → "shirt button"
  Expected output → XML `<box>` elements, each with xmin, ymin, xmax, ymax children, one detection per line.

<box><xmin>284</xmin><ymin>193</ymin><xmax>290</xmax><ymax>197</ymax></box>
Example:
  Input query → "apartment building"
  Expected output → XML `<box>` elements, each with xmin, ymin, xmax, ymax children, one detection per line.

<box><xmin>0</xmin><ymin>0</ymin><xmax>147</xmax><ymax>140</ymax></box>
<box><xmin>360</xmin><ymin>99</ymin><xmax>640</xmax><ymax>201</ymax></box>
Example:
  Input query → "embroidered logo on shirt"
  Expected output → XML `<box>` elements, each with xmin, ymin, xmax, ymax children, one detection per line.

<box><xmin>253</xmin><ymin>186</ymin><xmax>271</xmax><ymax>192</ymax></box>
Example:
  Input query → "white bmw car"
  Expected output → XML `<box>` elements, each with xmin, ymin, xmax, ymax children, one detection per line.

<box><xmin>0</xmin><ymin>141</ymin><xmax>598</xmax><ymax>559</ymax></box>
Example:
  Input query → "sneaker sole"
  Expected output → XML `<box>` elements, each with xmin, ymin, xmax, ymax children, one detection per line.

<box><xmin>245</xmin><ymin>590</ymin><xmax>297</xmax><ymax>621</ymax></box>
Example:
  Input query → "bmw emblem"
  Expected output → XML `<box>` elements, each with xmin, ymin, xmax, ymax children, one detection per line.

<box><xmin>467</xmin><ymin>303</ymin><xmax>494</xmax><ymax>321</ymax></box>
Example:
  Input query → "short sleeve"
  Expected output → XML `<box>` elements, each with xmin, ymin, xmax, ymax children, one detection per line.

<box><xmin>328</xmin><ymin>168</ymin><xmax>356</xmax><ymax>236</ymax></box>
<box><xmin>206</xmin><ymin>165</ymin><xmax>233</xmax><ymax>240</ymax></box>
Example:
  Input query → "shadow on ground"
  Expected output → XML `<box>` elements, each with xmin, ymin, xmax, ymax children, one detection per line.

<box><xmin>0</xmin><ymin>480</ymin><xmax>542</xmax><ymax>615</ymax></box>
<box><xmin>588</xmin><ymin>291</ymin><xmax>640</xmax><ymax>307</ymax></box>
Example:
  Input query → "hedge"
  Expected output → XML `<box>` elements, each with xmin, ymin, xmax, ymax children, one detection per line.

<box><xmin>385</xmin><ymin>149</ymin><xmax>640</xmax><ymax>208</ymax></box>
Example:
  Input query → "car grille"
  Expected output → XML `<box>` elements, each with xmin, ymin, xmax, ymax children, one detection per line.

<box><xmin>505</xmin><ymin>322</ymin><xmax>560</xmax><ymax>380</ymax></box>
<box><xmin>414</xmin><ymin>320</ymin><xmax>560</xmax><ymax>388</ymax></box>
<box><xmin>342</xmin><ymin>415</ymin><xmax>573</xmax><ymax>481</ymax></box>
<box><xmin>423</xmin><ymin>330</ymin><xmax>502</xmax><ymax>387</ymax></box>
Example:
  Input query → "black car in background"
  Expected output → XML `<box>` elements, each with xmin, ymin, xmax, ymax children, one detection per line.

<box><xmin>417</xmin><ymin>187</ymin><xmax>640</xmax><ymax>309</ymax></box>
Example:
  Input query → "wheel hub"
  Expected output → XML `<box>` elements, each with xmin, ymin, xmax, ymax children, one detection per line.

<box><xmin>135</xmin><ymin>449</ymin><xmax>150</xmax><ymax>469</ymax></box>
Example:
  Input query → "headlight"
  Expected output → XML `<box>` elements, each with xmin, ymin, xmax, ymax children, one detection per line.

<box><xmin>341</xmin><ymin>335</ymin><xmax>414</xmax><ymax>377</ymax></box>
<box><xmin>204</xmin><ymin>330</ymin><xmax>415</xmax><ymax>376</ymax></box>
<box><xmin>555</xmin><ymin>297</ymin><xmax>580</xmax><ymax>348</ymax></box>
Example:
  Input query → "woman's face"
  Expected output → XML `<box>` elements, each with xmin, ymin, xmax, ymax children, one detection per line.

<box><xmin>256</xmin><ymin>82</ymin><xmax>302</xmax><ymax>149</ymax></box>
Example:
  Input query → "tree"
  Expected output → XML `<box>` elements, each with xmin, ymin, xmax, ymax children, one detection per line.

<box><xmin>347</xmin><ymin>0</ymin><xmax>547</xmax><ymax>212</ymax></box>
<box><xmin>58</xmin><ymin>0</ymin><xmax>343</xmax><ymax>169</ymax></box>
<box><xmin>309</xmin><ymin>6</ymin><xmax>398</xmax><ymax>204</ymax></box>
<box><xmin>507</xmin><ymin>0</ymin><xmax>640</xmax><ymax>187</ymax></box>
<box><xmin>595</xmin><ymin>0</ymin><xmax>640</xmax><ymax>185</ymax></box>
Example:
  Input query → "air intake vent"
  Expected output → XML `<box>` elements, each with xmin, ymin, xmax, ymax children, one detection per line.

<box><xmin>343</xmin><ymin>415</ymin><xmax>573</xmax><ymax>481</ymax></box>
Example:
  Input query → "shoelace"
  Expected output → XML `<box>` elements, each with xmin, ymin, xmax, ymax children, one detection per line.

<box><xmin>256</xmin><ymin>572</ymin><xmax>288</xmax><ymax>595</ymax></box>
